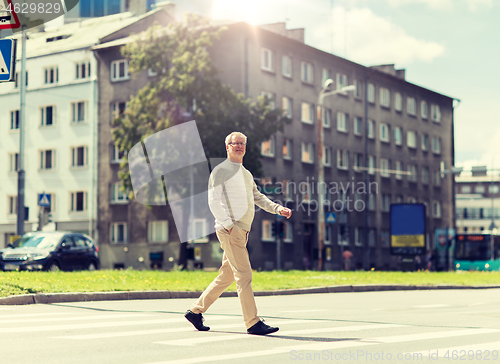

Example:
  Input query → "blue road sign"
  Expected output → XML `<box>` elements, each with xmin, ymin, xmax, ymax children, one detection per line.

<box><xmin>38</xmin><ymin>193</ymin><xmax>51</xmax><ymax>207</ymax></box>
<box><xmin>326</xmin><ymin>212</ymin><xmax>336</xmax><ymax>223</ymax></box>
<box><xmin>0</xmin><ymin>38</ymin><xmax>17</xmax><ymax>82</ymax></box>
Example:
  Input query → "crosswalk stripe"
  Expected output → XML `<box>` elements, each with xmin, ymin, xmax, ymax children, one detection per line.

<box><xmin>154</xmin><ymin>324</ymin><xmax>405</xmax><ymax>346</ymax></box>
<box><xmin>0</xmin><ymin>313</ymin><xmax>149</xmax><ymax>324</ymax></box>
<box><xmin>408</xmin><ymin>341</ymin><xmax>500</xmax><ymax>357</ymax></box>
<box><xmin>0</xmin><ymin>313</ymin><xmax>73</xmax><ymax>319</ymax></box>
<box><xmin>413</xmin><ymin>304</ymin><xmax>450</xmax><ymax>308</ymax></box>
<box><xmin>0</xmin><ymin>315</ymin><xmax>238</xmax><ymax>334</ymax></box>
<box><xmin>52</xmin><ymin>319</ymin><xmax>312</xmax><ymax>340</ymax></box>
<box><xmin>142</xmin><ymin>328</ymin><xmax>500</xmax><ymax>364</ymax></box>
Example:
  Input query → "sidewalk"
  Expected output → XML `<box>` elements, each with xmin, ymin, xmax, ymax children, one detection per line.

<box><xmin>2</xmin><ymin>284</ymin><xmax>500</xmax><ymax>305</ymax></box>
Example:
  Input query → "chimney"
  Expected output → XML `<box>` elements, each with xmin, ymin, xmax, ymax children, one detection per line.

<box><xmin>128</xmin><ymin>0</ymin><xmax>149</xmax><ymax>16</ymax></box>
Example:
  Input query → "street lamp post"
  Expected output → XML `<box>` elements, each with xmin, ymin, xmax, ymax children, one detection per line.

<box><xmin>317</xmin><ymin>79</ymin><xmax>356</xmax><ymax>271</ymax></box>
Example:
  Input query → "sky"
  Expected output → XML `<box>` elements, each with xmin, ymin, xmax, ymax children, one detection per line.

<box><xmin>210</xmin><ymin>0</ymin><xmax>500</xmax><ymax>174</ymax></box>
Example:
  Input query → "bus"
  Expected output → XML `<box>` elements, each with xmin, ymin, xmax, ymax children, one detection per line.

<box><xmin>454</xmin><ymin>233</ymin><xmax>500</xmax><ymax>271</ymax></box>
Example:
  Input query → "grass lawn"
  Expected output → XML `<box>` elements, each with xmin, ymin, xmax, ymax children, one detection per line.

<box><xmin>1</xmin><ymin>270</ymin><xmax>500</xmax><ymax>298</ymax></box>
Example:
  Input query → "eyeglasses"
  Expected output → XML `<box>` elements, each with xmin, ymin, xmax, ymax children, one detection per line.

<box><xmin>229</xmin><ymin>142</ymin><xmax>246</xmax><ymax>147</ymax></box>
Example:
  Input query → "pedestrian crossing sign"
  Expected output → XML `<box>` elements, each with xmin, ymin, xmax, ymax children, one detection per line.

<box><xmin>326</xmin><ymin>212</ymin><xmax>336</xmax><ymax>223</ymax></box>
<box><xmin>38</xmin><ymin>193</ymin><xmax>51</xmax><ymax>207</ymax></box>
<box><xmin>0</xmin><ymin>38</ymin><xmax>16</xmax><ymax>82</ymax></box>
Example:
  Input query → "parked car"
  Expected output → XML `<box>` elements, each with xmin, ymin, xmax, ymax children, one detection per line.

<box><xmin>0</xmin><ymin>231</ymin><xmax>99</xmax><ymax>272</ymax></box>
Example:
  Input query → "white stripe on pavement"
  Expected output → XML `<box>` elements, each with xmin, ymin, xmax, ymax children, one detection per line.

<box><xmin>52</xmin><ymin>319</ymin><xmax>312</xmax><ymax>340</ymax></box>
<box><xmin>0</xmin><ymin>312</ymin><xmax>73</xmax><ymax>319</ymax></box>
<box><xmin>142</xmin><ymin>328</ymin><xmax>500</xmax><ymax>364</ymax></box>
<box><xmin>154</xmin><ymin>324</ymin><xmax>405</xmax><ymax>346</ymax></box>
<box><xmin>407</xmin><ymin>341</ymin><xmax>500</xmax><ymax>357</ymax></box>
<box><xmin>0</xmin><ymin>313</ymin><xmax>150</xmax><ymax>324</ymax></box>
<box><xmin>413</xmin><ymin>304</ymin><xmax>450</xmax><ymax>308</ymax></box>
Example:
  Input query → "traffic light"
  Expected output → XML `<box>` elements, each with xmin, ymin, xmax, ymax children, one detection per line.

<box><xmin>271</xmin><ymin>222</ymin><xmax>277</xmax><ymax>236</ymax></box>
<box><xmin>277</xmin><ymin>221</ymin><xmax>284</xmax><ymax>238</ymax></box>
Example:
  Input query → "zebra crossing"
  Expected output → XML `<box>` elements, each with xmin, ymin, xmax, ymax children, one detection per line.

<box><xmin>1</xmin><ymin>302</ymin><xmax>500</xmax><ymax>364</ymax></box>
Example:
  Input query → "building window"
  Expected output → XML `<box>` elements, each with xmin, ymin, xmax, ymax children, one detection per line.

<box><xmin>111</xmin><ymin>144</ymin><xmax>125</xmax><ymax>163</ymax></box>
<box><xmin>355</xmin><ymin>80</ymin><xmax>362</xmax><ymax>98</ymax></box>
<box><xmin>475</xmin><ymin>185</ymin><xmax>485</xmax><ymax>194</ymax></box>
<box><xmin>283</xmin><ymin>221</ymin><xmax>293</xmax><ymax>243</ymax></box>
<box><xmin>262</xmin><ymin>220</ymin><xmax>274</xmax><ymax>241</ymax></box>
<box><xmin>431</xmin><ymin>104</ymin><xmax>441</xmax><ymax>122</ymax></box>
<box><xmin>260</xmin><ymin>91</ymin><xmax>275</xmax><ymax>110</ymax></box>
<box><xmin>336</xmin><ymin>73</ymin><xmax>348</xmax><ymax>93</ymax></box>
<box><xmin>354</xmin><ymin>116</ymin><xmax>362</xmax><ymax>135</ymax></box>
<box><xmin>10</xmin><ymin>110</ymin><xmax>19</xmax><ymax>130</ymax></box>
<box><xmin>367</xmin><ymin>119</ymin><xmax>375</xmax><ymax>139</ymax></box>
<box><xmin>407</xmin><ymin>131</ymin><xmax>417</xmax><ymax>149</ymax></box>
<box><xmin>110</xmin><ymin>60</ymin><xmax>130</xmax><ymax>81</ymax></box>
<box><xmin>76</xmin><ymin>61</ymin><xmax>91</xmax><ymax>79</ymax></box>
<box><xmin>261</xmin><ymin>48</ymin><xmax>274</xmax><ymax>72</ymax></box>
<box><xmin>433</xmin><ymin>201</ymin><xmax>442</xmax><ymax>218</ymax></box>
<box><xmin>9</xmin><ymin>153</ymin><xmax>19</xmax><ymax>172</ymax></box>
<box><xmin>407</xmin><ymin>97</ymin><xmax>416</xmax><ymax>115</ymax></box>
<box><xmin>283</xmin><ymin>139</ymin><xmax>292</xmax><ymax>160</ymax></box>
<box><xmin>14</xmin><ymin>71</ymin><xmax>28</xmax><ymax>88</ymax></box>
<box><xmin>71</xmin><ymin>146</ymin><xmax>88</xmax><ymax>167</ymax></box>
<box><xmin>433</xmin><ymin>170</ymin><xmax>441</xmax><ymax>186</ymax></box>
<box><xmin>368</xmin><ymin>155</ymin><xmax>375</xmax><ymax>174</ymax></box>
<box><xmin>301</xmin><ymin>61</ymin><xmax>314</xmax><ymax>83</ymax></box>
<box><xmin>394</xmin><ymin>126</ymin><xmax>402</xmax><ymax>145</ymax></box>
<box><xmin>380</xmin><ymin>158</ymin><xmax>390</xmax><ymax>177</ymax></box>
<box><xmin>148</xmin><ymin>221</ymin><xmax>168</xmax><ymax>243</ymax></box>
<box><xmin>337</xmin><ymin>149</ymin><xmax>349</xmax><ymax>170</ymax></box>
<box><xmin>421</xmin><ymin>133</ymin><xmax>429</xmax><ymax>151</ymax></box>
<box><xmin>70</xmin><ymin>191</ymin><xmax>87</xmax><ymax>212</ymax></box>
<box><xmin>355</xmin><ymin>227</ymin><xmax>363</xmax><ymax>246</ymax></box>
<box><xmin>44</xmin><ymin>66</ymin><xmax>59</xmax><ymax>84</ymax></box>
<box><xmin>367</xmin><ymin>83</ymin><xmax>375</xmax><ymax>103</ymax></box>
<box><xmin>381</xmin><ymin>230</ymin><xmax>390</xmax><ymax>247</ymax></box>
<box><xmin>282</xmin><ymin>55</ymin><xmax>292</xmax><ymax>77</ymax></box>
<box><xmin>323</xmin><ymin>147</ymin><xmax>331</xmax><ymax>167</ymax></box>
<box><xmin>432</xmin><ymin>137</ymin><xmax>442</xmax><ymax>154</ymax></box>
<box><xmin>380</xmin><ymin>123</ymin><xmax>390</xmax><ymax>142</ymax></box>
<box><xmin>110</xmin><ymin>183</ymin><xmax>128</xmax><ymax>203</ymax></box>
<box><xmin>41</xmin><ymin>106</ymin><xmax>55</xmax><ymax>126</ymax></box>
<box><xmin>381</xmin><ymin>194</ymin><xmax>391</xmax><ymax>211</ymax></box>
<box><xmin>301</xmin><ymin>102</ymin><xmax>314</xmax><ymax>124</ymax></box>
<box><xmin>261</xmin><ymin>136</ymin><xmax>275</xmax><ymax>157</ymax></box>
<box><xmin>8</xmin><ymin>196</ymin><xmax>17</xmax><ymax>215</ymax></box>
<box><xmin>110</xmin><ymin>222</ymin><xmax>127</xmax><ymax>243</ymax></box>
<box><xmin>71</xmin><ymin>101</ymin><xmax>87</xmax><ymax>123</ymax></box>
<box><xmin>322</xmin><ymin>68</ymin><xmax>330</xmax><ymax>87</ymax></box>
<box><xmin>301</xmin><ymin>181</ymin><xmax>312</xmax><ymax>202</ymax></box>
<box><xmin>369</xmin><ymin>228</ymin><xmax>376</xmax><ymax>247</ymax></box>
<box><xmin>421</xmin><ymin>100</ymin><xmax>428</xmax><ymax>119</ymax></box>
<box><xmin>408</xmin><ymin>164</ymin><xmax>417</xmax><ymax>182</ymax></box>
<box><xmin>368</xmin><ymin>193</ymin><xmax>376</xmax><ymax>211</ymax></box>
<box><xmin>40</xmin><ymin>149</ymin><xmax>56</xmax><ymax>170</ymax></box>
<box><xmin>336</xmin><ymin>112</ymin><xmax>347</xmax><ymax>132</ymax></box>
<box><xmin>461</xmin><ymin>185</ymin><xmax>471</xmax><ymax>194</ymax></box>
<box><xmin>192</xmin><ymin>219</ymin><xmax>209</xmax><ymax>242</ymax></box>
<box><xmin>301</xmin><ymin>143</ymin><xmax>314</xmax><ymax>163</ymax></box>
<box><xmin>112</xmin><ymin>101</ymin><xmax>127</xmax><ymax>121</ymax></box>
<box><xmin>354</xmin><ymin>153</ymin><xmax>363</xmax><ymax>172</ymax></box>
<box><xmin>395</xmin><ymin>161</ymin><xmax>403</xmax><ymax>180</ymax></box>
<box><xmin>380</xmin><ymin>87</ymin><xmax>390</xmax><ymax>108</ymax></box>
<box><xmin>323</xmin><ymin>108</ymin><xmax>332</xmax><ymax>128</ymax></box>
<box><xmin>394</xmin><ymin>92</ymin><xmax>402</xmax><ymax>111</ymax></box>
<box><xmin>422</xmin><ymin>167</ymin><xmax>429</xmax><ymax>184</ymax></box>
<box><xmin>282</xmin><ymin>96</ymin><xmax>292</xmax><ymax>118</ymax></box>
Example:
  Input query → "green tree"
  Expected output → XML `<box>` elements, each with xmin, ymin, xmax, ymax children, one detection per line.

<box><xmin>112</xmin><ymin>15</ymin><xmax>290</xmax><ymax>268</ymax></box>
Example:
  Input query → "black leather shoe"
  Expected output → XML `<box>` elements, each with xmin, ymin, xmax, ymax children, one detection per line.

<box><xmin>247</xmin><ymin>320</ymin><xmax>279</xmax><ymax>335</ymax></box>
<box><xmin>184</xmin><ymin>310</ymin><xmax>210</xmax><ymax>331</ymax></box>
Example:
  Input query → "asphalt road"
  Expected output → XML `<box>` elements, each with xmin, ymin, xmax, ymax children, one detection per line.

<box><xmin>1</xmin><ymin>289</ymin><xmax>500</xmax><ymax>364</ymax></box>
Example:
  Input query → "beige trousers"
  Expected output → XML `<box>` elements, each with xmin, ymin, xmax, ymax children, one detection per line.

<box><xmin>191</xmin><ymin>225</ymin><xmax>260</xmax><ymax>329</ymax></box>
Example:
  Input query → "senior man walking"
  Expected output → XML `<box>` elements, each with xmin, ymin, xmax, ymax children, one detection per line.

<box><xmin>185</xmin><ymin>131</ymin><xmax>292</xmax><ymax>335</ymax></box>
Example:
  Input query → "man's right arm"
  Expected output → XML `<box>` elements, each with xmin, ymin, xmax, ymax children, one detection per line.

<box><xmin>208</xmin><ymin>170</ymin><xmax>234</xmax><ymax>231</ymax></box>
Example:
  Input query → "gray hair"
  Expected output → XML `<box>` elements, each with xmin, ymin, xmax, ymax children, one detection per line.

<box><xmin>225</xmin><ymin>132</ymin><xmax>247</xmax><ymax>146</ymax></box>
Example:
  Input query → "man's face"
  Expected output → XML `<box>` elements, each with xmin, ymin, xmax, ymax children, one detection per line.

<box><xmin>226</xmin><ymin>135</ymin><xmax>246</xmax><ymax>161</ymax></box>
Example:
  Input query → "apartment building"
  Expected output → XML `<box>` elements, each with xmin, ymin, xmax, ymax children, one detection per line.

<box><xmin>0</xmin><ymin>8</ymin><xmax>172</xmax><ymax>248</ymax></box>
<box><xmin>455</xmin><ymin>175</ymin><xmax>500</xmax><ymax>234</ymax></box>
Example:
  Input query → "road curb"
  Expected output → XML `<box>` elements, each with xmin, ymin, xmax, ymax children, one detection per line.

<box><xmin>1</xmin><ymin>284</ymin><xmax>500</xmax><ymax>305</ymax></box>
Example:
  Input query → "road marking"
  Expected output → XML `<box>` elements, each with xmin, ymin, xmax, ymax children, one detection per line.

<box><xmin>0</xmin><ymin>312</ymin><xmax>73</xmax><ymax>319</ymax></box>
<box><xmin>407</xmin><ymin>341</ymin><xmax>500</xmax><ymax>357</ymax></box>
<box><xmin>0</xmin><ymin>313</ymin><xmax>150</xmax><ymax>324</ymax></box>
<box><xmin>52</xmin><ymin>319</ymin><xmax>311</xmax><ymax>340</ymax></box>
<box><xmin>154</xmin><ymin>324</ymin><xmax>405</xmax><ymax>346</ymax></box>
<box><xmin>282</xmin><ymin>310</ymin><xmax>328</xmax><ymax>313</ymax></box>
<box><xmin>413</xmin><ymin>304</ymin><xmax>450</xmax><ymax>308</ymax></box>
<box><xmin>143</xmin><ymin>328</ymin><xmax>500</xmax><ymax>364</ymax></box>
